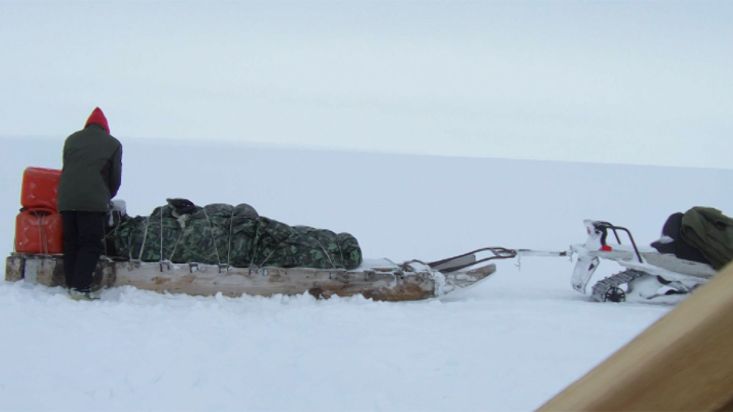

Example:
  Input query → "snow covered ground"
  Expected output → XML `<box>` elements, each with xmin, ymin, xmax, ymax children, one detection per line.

<box><xmin>1</xmin><ymin>137</ymin><xmax>732</xmax><ymax>411</ymax></box>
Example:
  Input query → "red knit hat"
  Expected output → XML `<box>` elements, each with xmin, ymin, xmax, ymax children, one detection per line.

<box><xmin>85</xmin><ymin>107</ymin><xmax>110</xmax><ymax>134</ymax></box>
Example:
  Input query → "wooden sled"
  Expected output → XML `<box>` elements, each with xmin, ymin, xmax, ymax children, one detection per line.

<box><xmin>5</xmin><ymin>252</ymin><xmax>498</xmax><ymax>302</ymax></box>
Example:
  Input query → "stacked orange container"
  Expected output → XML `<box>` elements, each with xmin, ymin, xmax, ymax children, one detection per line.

<box><xmin>15</xmin><ymin>167</ymin><xmax>63</xmax><ymax>254</ymax></box>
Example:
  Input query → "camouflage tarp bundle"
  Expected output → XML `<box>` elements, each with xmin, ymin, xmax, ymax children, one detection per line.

<box><xmin>108</xmin><ymin>200</ymin><xmax>362</xmax><ymax>270</ymax></box>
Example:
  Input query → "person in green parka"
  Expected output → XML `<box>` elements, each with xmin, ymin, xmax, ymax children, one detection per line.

<box><xmin>57</xmin><ymin>107</ymin><xmax>122</xmax><ymax>299</ymax></box>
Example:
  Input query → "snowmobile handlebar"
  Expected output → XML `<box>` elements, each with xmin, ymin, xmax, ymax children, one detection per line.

<box><xmin>591</xmin><ymin>221</ymin><xmax>644</xmax><ymax>263</ymax></box>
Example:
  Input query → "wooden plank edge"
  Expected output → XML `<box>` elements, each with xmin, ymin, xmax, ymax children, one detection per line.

<box><xmin>538</xmin><ymin>262</ymin><xmax>733</xmax><ymax>412</ymax></box>
<box><xmin>5</xmin><ymin>255</ymin><xmax>25</xmax><ymax>282</ymax></box>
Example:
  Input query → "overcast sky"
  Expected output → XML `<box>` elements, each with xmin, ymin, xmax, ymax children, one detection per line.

<box><xmin>1</xmin><ymin>1</ymin><xmax>731</xmax><ymax>169</ymax></box>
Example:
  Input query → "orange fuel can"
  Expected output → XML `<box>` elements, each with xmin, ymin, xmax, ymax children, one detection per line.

<box><xmin>15</xmin><ymin>210</ymin><xmax>63</xmax><ymax>254</ymax></box>
<box><xmin>21</xmin><ymin>167</ymin><xmax>61</xmax><ymax>211</ymax></box>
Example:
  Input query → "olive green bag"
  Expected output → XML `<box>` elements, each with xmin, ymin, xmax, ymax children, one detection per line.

<box><xmin>680</xmin><ymin>207</ymin><xmax>733</xmax><ymax>270</ymax></box>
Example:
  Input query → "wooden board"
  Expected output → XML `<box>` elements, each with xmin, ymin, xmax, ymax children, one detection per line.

<box><xmin>5</xmin><ymin>255</ymin><xmax>24</xmax><ymax>282</ymax></box>
<box><xmin>539</xmin><ymin>262</ymin><xmax>733</xmax><ymax>411</ymax></box>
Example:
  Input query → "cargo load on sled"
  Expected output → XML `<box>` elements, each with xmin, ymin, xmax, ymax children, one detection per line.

<box><xmin>6</xmin><ymin>167</ymin><xmax>498</xmax><ymax>301</ymax></box>
<box><xmin>107</xmin><ymin>198</ymin><xmax>363</xmax><ymax>271</ymax></box>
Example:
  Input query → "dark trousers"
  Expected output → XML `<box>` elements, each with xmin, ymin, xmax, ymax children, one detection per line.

<box><xmin>61</xmin><ymin>211</ymin><xmax>106</xmax><ymax>291</ymax></box>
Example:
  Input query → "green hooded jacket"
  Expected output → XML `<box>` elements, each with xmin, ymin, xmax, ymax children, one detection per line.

<box><xmin>680</xmin><ymin>207</ymin><xmax>733</xmax><ymax>270</ymax></box>
<box><xmin>57</xmin><ymin>124</ymin><xmax>122</xmax><ymax>212</ymax></box>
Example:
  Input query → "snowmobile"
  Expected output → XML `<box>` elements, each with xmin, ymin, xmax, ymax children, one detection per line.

<box><xmin>568</xmin><ymin>220</ymin><xmax>716</xmax><ymax>303</ymax></box>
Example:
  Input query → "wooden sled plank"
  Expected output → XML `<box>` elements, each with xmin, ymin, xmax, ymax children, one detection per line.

<box><xmin>539</xmin><ymin>262</ymin><xmax>733</xmax><ymax>411</ymax></box>
<box><xmin>5</xmin><ymin>254</ymin><xmax>24</xmax><ymax>282</ymax></box>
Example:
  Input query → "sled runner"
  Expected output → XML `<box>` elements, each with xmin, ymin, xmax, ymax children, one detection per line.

<box><xmin>5</xmin><ymin>249</ymin><xmax>501</xmax><ymax>301</ymax></box>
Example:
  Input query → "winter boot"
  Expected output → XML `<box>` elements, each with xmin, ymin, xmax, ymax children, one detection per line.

<box><xmin>68</xmin><ymin>288</ymin><xmax>101</xmax><ymax>301</ymax></box>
